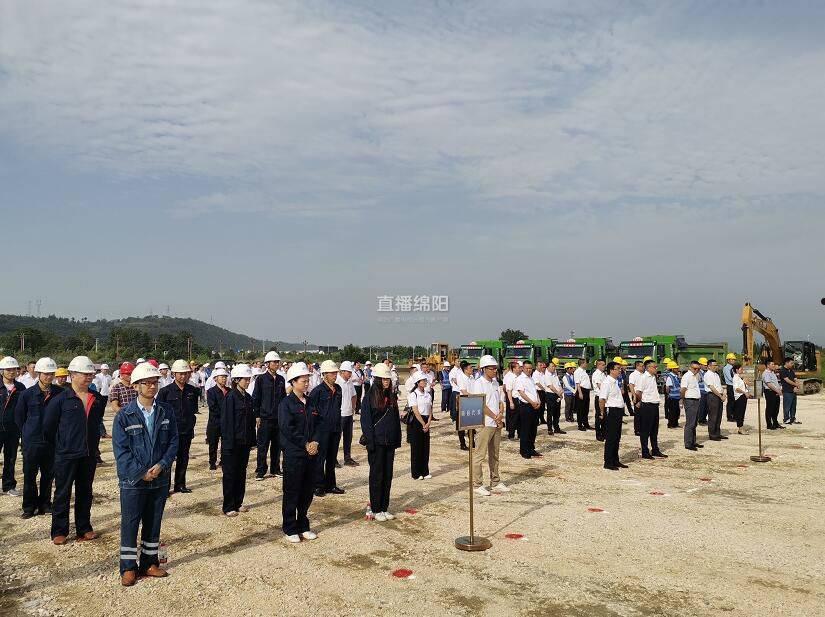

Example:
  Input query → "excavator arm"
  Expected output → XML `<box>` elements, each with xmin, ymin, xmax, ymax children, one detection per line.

<box><xmin>741</xmin><ymin>302</ymin><xmax>783</xmax><ymax>366</ymax></box>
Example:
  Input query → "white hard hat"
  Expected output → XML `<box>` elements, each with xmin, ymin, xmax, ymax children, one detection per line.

<box><xmin>264</xmin><ymin>351</ymin><xmax>281</xmax><ymax>363</ymax></box>
<box><xmin>68</xmin><ymin>355</ymin><xmax>96</xmax><ymax>374</ymax></box>
<box><xmin>412</xmin><ymin>363</ymin><xmax>420</xmax><ymax>370</ymax></box>
<box><xmin>34</xmin><ymin>357</ymin><xmax>58</xmax><ymax>373</ymax></box>
<box><xmin>0</xmin><ymin>356</ymin><xmax>20</xmax><ymax>370</ymax></box>
<box><xmin>215</xmin><ymin>361</ymin><xmax>227</xmax><ymax>369</ymax></box>
<box><xmin>339</xmin><ymin>361</ymin><xmax>354</xmax><ymax>372</ymax></box>
<box><xmin>320</xmin><ymin>360</ymin><xmax>339</xmax><ymax>374</ymax></box>
<box><xmin>479</xmin><ymin>355</ymin><xmax>498</xmax><ymax>369</ymax></box>
<box><xmin>372</xmin><ymin>363</ymin><xmax>391</xmax><ymax>379</ymax></box>
<box><xmin>230</xmin><ymin>364</ymin><xmax>253</xmax><ymax>379</ymax></box>
<box><xmin>286</xmin><ymin>362</ymin><xmax>310</xmax><ymax>383</ymax></box>
<box><xmin>411</xmin><ymin>370</ymin><xmax>427</xmax><ymax>384</ymax></box>
<box><xmin>158</xmin><ymin>363</ymin><xmax>169</xmax><ymax>370</ymax></box>
<box><xmin>100</xmin><ymin>363</ymin><xmax>110</xmax><ymax>370</ymax></box>
<box><xmin>365</xmin><ymin>361</ymin><xmax>372</xmax><ymax>365</ymax></box>
<box><xmin>211</xmin><ymin>368</ymin><xmax>229</xmax><ymax>378</ymax></box>
<box><xmin>170</xmin><ymin>359</ymin><xmax>190</xmax><ymax>373</ymax></box>
<box><xmin>443</xmin><ymin>361</ymin><xmax>451</xmax><ymax>367</ymax></box>
<box><xmin>136</xmin><ymin>357</ymin><xmax>146</xmax><ymax>364</ymax></box>
<box><xmin>131</xmin><ymin>363</ymin><xmax>161</xmax><ymax>384</ymax></box>
<box><xmin>203</xmin><ymin>363</ymin><xmax>210</xmax><ymax>368</ymax></box>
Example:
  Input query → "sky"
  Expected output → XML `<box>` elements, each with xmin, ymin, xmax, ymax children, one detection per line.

<box><xmin>1</xmin><ymin>1</ymin><xmax>823</xmax><ymax>348</ymax></box>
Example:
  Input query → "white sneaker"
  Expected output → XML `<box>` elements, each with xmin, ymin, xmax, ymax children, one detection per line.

<box><xmin>285</xmin><ymin>534</ymin><xmax>301</xmax><ymax>543</ymax></box>
<box><xmin>383</xmin><ymin>511</ymin><xmax>395</xmax><ymax>520</ymax></box>
<box><xmin>301</xmin><ymin>531</ymin><xmax>318</xmax><ymax>540</ymax></box>
<box><xmin>374</xmin><ymin>512</ymin><xmax>388</xmax><ymax>522</ymax></box>
<box><xmin>423</xmin><ymin>474</ymin><xmax>432</xmax><ymax>479</ymax></box>
<box><xmin>416</xmin><ymin>476</ymin><xmax>424</xmax><ymax>480</ymax></box>
<box><xmin>5</xmin><ymin>488</ymin><xmax>21</xmax><ymax>497</ymax></box>
<box><xmin>225</xmin><ymin>510</ymin><xmax>239</xmax><ymax>517</ymax></box>
<box><xmin>491</xmin><ymin>483</ymin><xmax>510</xmax><ymax>493</ymax></box>
<box><xmin>474</xmin><ymin>486</ymin><xmax>491</xmax><ymax>497</ymax></box>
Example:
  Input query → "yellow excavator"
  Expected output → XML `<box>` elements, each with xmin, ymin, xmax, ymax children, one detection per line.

<box><xmin>425</xmin><ymin>342</ymin><xmax>457</xmax><ymax>368</ymax></box>
<box><xmin>741</xmin><ymin>302</ymin><xmax>822</xmax><ymax>394</ymax></box>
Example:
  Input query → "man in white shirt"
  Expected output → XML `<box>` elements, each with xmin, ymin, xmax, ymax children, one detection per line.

<box><xmin>680</xmin><ymin>361</ymin><xmax>704</xmax><ymax>451</ymax></box>
<box><xmin>533</xmin><ymin>360</ymin><xmax>547</xmax><ymax>427</ymax></box>
<box><xmin>599</xmin><ymin>361</ymin><xmax>627</xmax><ymax>470</ymax></box>
<box><xmin>761</xmin><ymin>360</ymin><xmax>783</xmax><ymax>431</ymax></box>
<box><xmin>634</xmin><ymin>360</ymin><xmax>668</xmax><ymax>459</ymax></box>
<box><xmin>590</xmin><ymin>359</ymin><xmax>606</xmax><ymax>441</ymax></box>
<box><xmin>336</xmin><ymin>361</ymin><xmax>359</xmax><ymax>466</ymax></box>
<box><xmin>573</xmin><ymin>359</ymin><xmax>593</xmax><ymax>431</ymax></box>
<box><xmin>471</xmin><ymin>355</ymin><xmax>509</xmax><ymax>496</ymax></box>
<box><xmin>18</xmin><ymin>362</ymin><xmax>37</xmax><ymax>389</ymax></box>
<box><xmin>503</xmin><ymin>362</ymin><xmax>521</xmax><ymax>440</ymax></box>
<box><xmin>703</xmin><ymin>359</ymin><xmax>728</xmax><ymax>441</ymax></box>
<box><xmin>421</xmin><ymin>362</ymin><xmax>438</xmax><ymax>420</ymax></box>
<box><xmin>93</xmin><ymin>364</ymin><xmax>112</xmax><ymax>399</ymax></box>
<box><xmin>544</xmin><ymin>360</ymin><xmax>565</xmax><ymax>435</ymax></box>
<box><xmin>158</xmin><ymin>364</ymin><xmax>173</xmax><ymax>389</ymax></box>
<box><xmin>627</xmin><ymin>361</ymin><xmax>645</xmax><ymax>437</ymax></box>
<box><xmin>514</xmin><ymin>361</ymin><xmax>541</xmax><ymax>459</ymax></box>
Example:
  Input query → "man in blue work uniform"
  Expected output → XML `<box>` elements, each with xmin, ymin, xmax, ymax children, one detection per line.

<box><xmin>252</xmin><ymin>351</ymin><xmax>287</xmax><ymax>480</ymax></box>
<box><xmin>156</xmin><ymin>359</ymin><xmax>199</xmax><ymax>494</ymax></box>
<box><xmin>723</xmin><ymin>353</ymin><xmax>737</xmax><ymax>422</ymax></box>
<box><xmin>308</xmin><ymin>360</ymin><xmax>344</xmax><ymax>497</ymax></box>
<box><xmin>43</xmin><ymin>356</ymin><xmax>106</xmax><ymax>545</ymax></box>
<box><xmin>112</xmin><ymin>362</ymin><xmax>179</xmax><ymax>587</ymax></box>
<box><xmin>1</xmin><ymin>356</ymin><xmax>26</xmax><ymax>498</ymax></box>
<box><xmin>440</xmin><ymin>361</ymin><xmax>452</xmax><ymax>415</ymax></box>
<box><xmin>697</xmin><ymin>357</ymin><xmax>709</xmax><ymax>425</ymax></box>
<box><xmin>206</xmin><ymin>367</ymin><xmax>230</xmax><ymax>470</ymax></box>
<box><xmin>15</xmin><ymin>357</ymin><xmax>61</xmax><ymax>518</ymax></box>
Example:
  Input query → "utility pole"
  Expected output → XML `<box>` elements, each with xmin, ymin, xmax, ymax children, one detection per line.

<box><xmin>303</xmin><ymin>339</ymin><xmax>308</xmax><ymax>355</ymax></box>
<box><xmin>36</xmin><ymin>298</ymin><xmax>42</xmax><ymax>318</ymax></box>
<box><xmin>116</xmin><ymin>336</ymin><xmax>121</xmax><ymax>360</ymax></box>
<box><xmin>94</xmin><ymin>338</ymin><xmax>99</xmax><ymax>353</ymax></box>
<box><xmin>19</xmin><ymin>333</ymin><xmax>25</xmax><ymax>354</ymax></box>
<box><xmin>187</xmin><ymin>337</ymin><xmax>193</xmax><ymax>361</ymax></box>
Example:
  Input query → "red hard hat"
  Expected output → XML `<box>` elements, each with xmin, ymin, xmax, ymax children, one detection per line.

<box><xmin>147</xmin><ymin>359</ymin><xmax>159</xmax><ymax>368</ymax></box>
<box><xmin>119</xmin><ymin>362</ymin><xmax>135</xmax><ymax>375</ymax></box>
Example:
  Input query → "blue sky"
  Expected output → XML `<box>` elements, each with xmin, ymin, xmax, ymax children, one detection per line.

<box><xmin>1</xmin><ymin>1</ymin><xmax>823</xmax><ymax>347</ymax></box>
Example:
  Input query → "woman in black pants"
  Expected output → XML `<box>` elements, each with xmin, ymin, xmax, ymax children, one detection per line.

<box><xmin>220</xmin><ymin>364</ymin><xmax>256</xmax><ymax>517</ymax></box>
<box><xmin>407</xmin><ymin>372</ymin><xmax>432</xmax><ymax>480</ymax></box>
<box><xmin>732</xmin><ymin>364</ymin><xmax>749</xmax><ymax>434</ymax></box>
<box><xmin>360</xmin><ymin>363</ymin><xmax>401</xmax><ymax>522</ymax></box>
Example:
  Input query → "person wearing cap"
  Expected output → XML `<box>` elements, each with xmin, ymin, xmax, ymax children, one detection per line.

<box><xmin>109</xmin><ymin>363</ymin><xmax>137</xmax><ymax>415</ymax></box>
<box><xmin>598</xmin><ymin>361</ymin><xmax>628</xmax><ymax>470</ymax></box>
<box><xmin>664</xmin><ymin>362</ymin><xmax>682</xmax><ymax>428</ymax></box>
<box><xmin>573</xmin><ymin>359</ymin><xmax>593</xmax><ymax>432</ymax></box>
<box><xmin>471</xmin><ymin>355</ymin><xmax>509</xmax><ymax>496</ymax></box>
<box><xmin>308</xmin><ymin>360</ymin><xmax>344</xmax><ymax>497</ymax></box>
<box><xmin>43</xmin><ymin>356</ymin><xmax>106</xmax><ymax>544</ymax></box>
<box><xmin>158</xmin><ymin>363</ymin><xmax>173</xmax><ymax>389</ymax></box>
<box><xmin>1</xmin><ymin>356</ymin><xmax>25</xmax><ymax>496</ymax></box>
<box><xmin>204</xmin><ymin>361</ymin><xmax>226</xmax><ymax>391</ymax></box>
<box><xmin>680</xmin><ymin>361</ymin><xmax>704</xmax><ymax>451</ymax></box>
<box><xmin>206</xmin><ymin>367</ymin><xmax>230</xmax><ymax>469</ymax></box>
<box><xmin>112</xmin><ymin>362</ymin><xmax>179</xmax><ymax>586</ymax></box>
<box><xmin>420</xmin><ymin>361</ymin><xmax>438</xmax><ymax>420</ymax></box>
<box><xmin>703</xmin><ymin>359</ymin><xmax>727</xmax><ymax>441</ymax></box>
<box><xmin>279</xmin><ymin>362</ymin><xmax>321</xmax><ymax>542</ymax></box>
<box><xmin>634</xmin><ymin>360</ymin><xmax>668</xmax><ymax>460</ymax></box>
<box><xmin>93</xmin><ymin>364</ymin><xmax>112</xmax><ymax>404</ymax></box>
<box><xmin>440</xmin><ymin>361</ymin><xmax>453</xmax><ymax>415</ymax></box>
<box><xmin>407</xmin><ymin>371</ymin><xmax>432</xmax><ymax>479</ymax></box>
<box><xmin>562</xmin><ymin>362</ymin><xmax>576</xmax><ymax>424</ymax></box>
<box><xmin>307</xmin><ymin>362</ymin><xmax>322</xmax><ymax>391</ymax></box>
<box><xmin>696</xmin><ymin>358</ymin><xmax>709</xmax><ymax>426</ymax></box>
<box><xmin>362</xmin><ymin>361</ymin><xmax>373</xmax><ymax>399</ymax></box>
<box><xmin>514</xmin><ymin>360</ymin><xmax>541</xmax><ymax>459</ymax></box>
<box><xmin>156</xmin><ymin>360</ymin><xmax>199</xmax><ymax>494</ymax></box>
<box><xmin>220</xmin><ymin>365</ymin><xmax>257</xmax><ymax>516</ymax></box>
<box><xmin>54</xmin><ymin>368</ymin><xmax>69</xmax><ymax>388</ymax></box>
<box><xmin>723</xmin><ymin>353</ymin><xmax>737</xmax><ymax>422</ymax></box>
<box><xmin>360</xmin><ymin>362</ymin><xmax>401</xmax><ymax>522</ymax></box>
<box><xmin>253</xmin><ymin>351</ymin><xmax>287</xmax><ymax>480</ymax></box>
<box><xmin>590</xmin><ymin>359</ymin><xmax>606</xmax><ymax>441</ymax></box>
<box><xmin>533</xmin><ymin>360</ymin><xmax>547</xmax><ymax>427</ymax></box>
<box><xmin>544</xmin><ymin>359</ymin><xmax>565</xmax><ymax>435</ymax></box>
<box><xmin>762</xmin><ymin>360</ymin><xmax>783</xmax><ymax>430</ymax></box>
<box><xmin>451</xmin><ymin>361</ymin><xmax>474</xmax><ymax>450</ymax></box>
<box><xmin>15</xmin><ymin>358</ymin><xmax>61</xmax><ymax>516</ymax></box>
<box><xmin>351</xmin><ymin>362</ymin><xmax>364</xmax><ymax>407</ymax></box>
<box><xmin>336</xmin><ymin>361</ymin><xmax>359</xmax><ymax>466</ymax></box>
<box><xmin>503</xmin><ymin>361</ymin><xmax>522</xmax><ymax>440</ymax></box>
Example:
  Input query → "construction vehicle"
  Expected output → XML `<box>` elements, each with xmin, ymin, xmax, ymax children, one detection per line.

<box><xmin>552</xmin><ymin>337</ymin><xmax>616</xmax><ymax>371</ymax></box>
<box><xmin>426</xmin><ymin>341</ymin><xmax>457</xmax><ymax>368</ymax></box>
<box><xmin>524</xmin><ymin>338</ymin><xmax>557</xmax><ymax>364</ymax></box>
<box><xmin>503</xmin><ymin>340</ymin><xmax>538</xmax><ymax>366</ymax></box>
<box><xmin>457</xmin><ymin>339</ymin><xmax>503</xmax><ymax>369</ymax></box>
<box><xmin>617</xmin><ymin>335</ymin><xmax>728</xmax><ymax>369</ymax></box>
<box><xmin>741</xmin><ymin>302</ymin><xmax>821</xmax><ymax>394</ymax></box>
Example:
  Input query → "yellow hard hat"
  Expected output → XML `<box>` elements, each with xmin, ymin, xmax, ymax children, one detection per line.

<box><xmin>612</xmin><ymin>356</ymin><xmax>623</xmax><ymax>363</ymax></box>
<box><xmin>666</xmin><ymin>361</ymin><xmax>679</xmax><ymax>369</ymax></box>
<box><xmin>726</xmin><ymin>352</ymin><xmax>737</xmax><ymax>360</ymax></box>
<box><xmin>565</xmin><ymin>362</ymin><xmax>576</xmax><ymax>369</ymax></box>
<box><xmin>662</xmin><ymin>357</ymin><xmax>671</xmax><ymax>363</ymax></box>
<box><xmin>55</xmin><ymin>367</ymin><xmax>69</xmax><ymax>377</ymax></box>
<box><xmin>551</xmin><ymin>358</ymin><xmax>560</xmax><ymax>365</ymax></box>
<box><xmin>643</xmin><ymin>356</ymin><xmax>653</xmax><ymax>362</ymax></box>
<box><xmin>698</xmin><ymin>357</ymin><xmax>708</xmax><ymax>365</ymax></box>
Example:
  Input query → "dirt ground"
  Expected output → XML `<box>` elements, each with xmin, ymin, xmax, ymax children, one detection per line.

<box><xmin>1</xmin><ymin>390</ymin><xmax>824</xmax><ymax>617</ymax></box>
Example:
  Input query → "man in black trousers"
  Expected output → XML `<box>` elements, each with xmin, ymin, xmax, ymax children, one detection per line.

<box><xmin>156</xmin><ymin>359</ymin><xmax>199</xmax><ymax>493</ymax></box>
<box><xmin>253</xmin><ymin>351</ymin><xmax>287</xmax><ymax>479</ymax></box>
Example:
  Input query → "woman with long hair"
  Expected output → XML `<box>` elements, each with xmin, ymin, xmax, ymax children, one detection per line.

<box><xmin>407</xmin><ymin>371</ymin><xmax>432</xmax><ymax>480</ymax></box>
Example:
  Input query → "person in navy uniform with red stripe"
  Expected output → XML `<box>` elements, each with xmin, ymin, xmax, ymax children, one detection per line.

<box><xmin>220</xmin><ymin>364</ymin><xmax>257</xmax><ymax>517</ymax></box>
<box><xmin>156</xmin><ymin>359</ymin><xmax>199</xmax><ymax>494</ymax></box>
<box><xmin>206</xmin><ymin>367</ymin><xmax>230</xmax><ymax>470</ymax></box>
<box><xmin>308</xmin><ymin>360</ymin><xmax>344</xmax><ymax>497</ymax></box>
<box><xmin>252</xmin><ymin>351</ymin><xmax>287</xmax><ymax>480</ymax></box>
<box><xmin>0</xmin><ymin>356</ymin><xmax>26</xmax><ymax>498</ymax></box>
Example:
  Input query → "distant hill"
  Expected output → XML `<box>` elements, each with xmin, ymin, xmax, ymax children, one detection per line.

<box><xmin>0</xmin><ymin>314</ymin><xmax>311</xmax><ymax>353</ymax></box>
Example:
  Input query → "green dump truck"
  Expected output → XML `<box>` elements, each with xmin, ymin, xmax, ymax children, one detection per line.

<box><xmin>503</xmin><ymin>340</ymin><xmax>539</xmax><ymax>366</ymax></box>
<box><xmin>457</xmin><ymin>339</ymin><xmax>504</xmax><ymax>369</ymax></box>
<box><xmin>552</xmin><ymin>337</ymin><xmax>616</xmax><ymax>370</ymax></box>
<box><xmin>617</xmin><ymin>335</ymin><xmax>728</xmax><ymax>368</ymax></box>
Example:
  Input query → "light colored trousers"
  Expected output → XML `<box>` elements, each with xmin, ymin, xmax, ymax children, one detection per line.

<box><xmin>472</xmin><ymin>426</ymin><xmax>502</xmax><ymax>488</ymax></box>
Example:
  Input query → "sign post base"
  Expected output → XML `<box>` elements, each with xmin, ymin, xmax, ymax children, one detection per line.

<box><xmin>749</xmin><ymin>455</ymin><xmax>771</xmax><ymax>463</ymax></box>
<box><xmin>455</xmin><ymin>536</ymin><xmax>492</xmax><ymax>552</ymax></box>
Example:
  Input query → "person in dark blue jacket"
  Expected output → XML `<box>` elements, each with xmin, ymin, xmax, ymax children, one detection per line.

<box><xmin>279</xmin><ymin>362</ymin><xmax>320</xmax><ymax>543</ymax></box>
<box><xmin>42</xmin><ymin>356</ymin><xmax>105</xmax><ymax>545</ymax></box>
<box><xmin>0</xmin><ymin>356</ymin><xmax>26</xmax><ymax>497</ymax></box>
<box><xmin>252</xmin><ymin>351</ymin><xmax>286</xmax><ymax>480</ymax></box>
<box><xmin>14</xmin><ymin>357</ymin><xmax>61</xmax><ymax>518</ymax></box>
<box><xmin>360</xmin><ymin>363</ymin><xmax>401</xmax><ymax>522</ymax></box>
<box><xmin>112</xmin><ymin>363</ymin><xmax>179</xmax><ymax>587</ymax></box>
<box><xmin>156</xmin><ymin>359</ymin><xmax>199</xmax><ymax>494</ymax></box>
<box><xmin>308</xmin><ymin>360</ymin><xmax>344</xmax><ymax>497</ymax></box>
<box><xmin>206</xmin><ymin>368</ymin><xmax>230</xmax><ymax>470</ymax></box>
<box><xmin>220</xmin><ymin>364</ymin><xmax>257</xmax><ymax>516</ymax></box>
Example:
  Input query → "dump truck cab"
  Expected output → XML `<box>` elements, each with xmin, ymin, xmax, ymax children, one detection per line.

<box><xmin>503</xmin><ymin>340</ymin><xmax>538</xmax><ymax>366</ymax></box>
<box><xmin>553</xmin><ymin>337</ymin><xmax>615</xmax><ymax>374</ymax></box>
<box><xmin>458</xmin><ymin>340</ymin><xmax>503</xmax><ymax>369</ymax></box>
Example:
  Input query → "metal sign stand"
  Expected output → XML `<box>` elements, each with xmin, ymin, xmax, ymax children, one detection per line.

<box><xmin>750</xmin><ymin>366</ymin><xmax>771</xmax><ymax>463</ymax></box>
<box><xmin>455</xmin><ymin>428</ymin><xmax>492</xmax><ymax>551</ymax></box>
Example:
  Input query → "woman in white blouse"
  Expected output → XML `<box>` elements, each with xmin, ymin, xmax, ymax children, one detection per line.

<box><xmin>407</xmin><ymin>372</ymin><xmax>432</xmax><ymax>480</ymax></box>
<box><xmin>732</xmin><ymin>364</ymin><xmax>749</xmax><ymax>434</ymax></box>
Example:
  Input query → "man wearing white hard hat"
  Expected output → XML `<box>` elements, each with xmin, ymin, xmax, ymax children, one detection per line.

<box><xmin>206</xmin><ymin>367</ymin><xmax>230</xmax><ymax>470</ymax></box>
<box><xmin>203</xmin><ymin>361</ymin><xmax>226</xmax><ymax>391</ymax></box>
<box><xmin>112</xmin><ymin>362</ymin><xmax>179</xmax><ymax>586</ymax></box>
<box><xmin>279</xmin><ymin>362</ymin><xmax>320</xmax><ymax>542</ymax></box>
<box><xmin>308</xmin><ymin>360</ymin><xmax>344</xmax><ymax>497</ymax></box>
<box><xmin>470</xmin><ymin>355</ymin><xmax>509</xmax><ymax>496</ymax></box>
<box><xmin>156</xmin><ymin>360</ymin><xmax>199</xmax><ymax>494</ymax></box>
<box><xmin>15</xmin><ymin>358</ymin><xmax>61</xmax><ymax>516</ymax></box>
<box><xmin>252</xmin><ymin>351</ymin><xmax>287</xmax><ymax>480</ymax></box>
<box><xmin>43</xmin><ymin>356</ymin><xmax>106</xmax><ymax>544</ymax></box>
<box><xmin>336</xmin><ymin>361</ymin><xmax>359</xmax><ymax>466</ymax></box>
<box><xmin>157</xmin><ymin>363</ymin><xmax>173</xmax><ymax>389</ymax></box>
<box><xmin>1</xmin><ymin>356</ymin><xmax>26</xmax><ymax>496</ymax></box>
<box><xmin>221</xmin><ymin>365</ymin><xmax>257</xmax><ymax>517</ymax></box>
<box><xmin>440</xmin><ymin>361</ymin><xmax>453</xmax><ymax>416</ymax></box>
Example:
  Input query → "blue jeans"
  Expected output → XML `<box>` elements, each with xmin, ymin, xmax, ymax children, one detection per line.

<box><xmin>119</xmin><ymin>479</ymin><xmax>169</xmax><ymax>574</ymax></box>
<box><xmin>782</xmin><ymin>393</ymin><xmax>797</xmax><ymax>422</ymax></box>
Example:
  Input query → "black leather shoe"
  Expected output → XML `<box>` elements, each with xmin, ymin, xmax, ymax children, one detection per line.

<box><xmin>617</xmin><ymin>462</ymin><xmax>629</xmax><ymax>468</ymax></box>
<box><xmin>652</xmin><ymin>451</ymin><xmax>668</xmax><ymax>458</ymax></box>
<box><xmin>178</xmin><ymin>487</ymin><xmax>193</xmax><ymax>494</ymax></box>
<box><xmin>554</xmin><ymin>428</ymin><xmax>566</xmax><ymax>434</ymax></box>
<box><xmin>685</xmin><ymin>446</ymin><xmax>698</xmax><ymax>451</ymax></box>
<box><xmin>641</xmin><ymin>453</ymin><xmax>655</xmax><ymax>460</ymax></box>
<box><xmin>603</xmin><ymin>464</ymin><xmax>619</xmax><ymax>470</ymax></box>
<box><xmin>329</xmin><ymin>487</ymin><xmax>345</xmax><ymax>495</ymax></box>
<box><xmin>314</xmin><ymin>488</ymin><xmax>326</xmax><ymax>497</ymax></box>
<box><xmin>708</xmin><ymin>437</ymin><xmax>722</xmax><ymax>441</ymax></box>
<box><xmin>695</xmin><ymin>444</ymin><xmax>704</xmax><ymax>448</ymax></box>
<box><xmin>21</xmin><ymin>511</ymin><xmax>35</xmax><ymax>519</ymax></box>
<box><xmin>335</xmin><ymin>461</ymin><xmax>342</xmax><ymax>469</ymax></box>
<box><xmin>720</xmin><ymin>436</ymin><xmax>729</xmax><ymax>439</ymax></box>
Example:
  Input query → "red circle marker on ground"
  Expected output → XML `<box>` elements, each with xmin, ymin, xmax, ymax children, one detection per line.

<box><xmin>650</xmin><ymin>491</ymin><xmax>665</xmax><ymax>496</ymax></box>
<box><xmin>404</xmin><ymin>508</ymin><xmax>418</xmax><ymax>515</ymax></box>
<box><xmin>736</xmin><ymin>465</ymin><xmax>748</xmax><ymax>468</ymax></box>
<box><xmin>505</xmin><ymin>533</ymin><xmax>524</xmax><ymax>540</ymax></box>
<box><xmin>392</xmin><ymin>569</ymin><xmax>414</xmax><ymax>579</ymax></box>
<box><xmin>699</xmin><ymin>478</ymin><xmax>712</xmax><ymax>482</ymax></box>
<box><xmin>587</xmin><ymin>507</ymin><xmax>604</xmax><ymax>513</ymax></box>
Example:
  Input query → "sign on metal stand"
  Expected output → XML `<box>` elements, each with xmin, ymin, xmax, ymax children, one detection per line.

<box><xmin>454</xmin><ymin>394</ymin><xmax>492</xmax><ymax>551</ymax></box>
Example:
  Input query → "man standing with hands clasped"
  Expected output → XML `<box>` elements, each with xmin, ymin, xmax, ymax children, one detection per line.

<box><xmin>471</xmin><ymin>355</ymin><xmax>509</xmax><ymax>496</ymax></box>
<box><xmin>762</xmin><ymin>360</ymin><xmax>784</xmax><ymax>430</ymax></box>
<box><xmin>598</xmin><ymin>361</ymin><xmax>627</xmax><ymax>470</ymax></box>
<box><xmin>112</xmin><ymin>362</ymin><xmax>179</xmax><ymax>586</ymax></box>
<box><xmin>703</xmin><ymin>359</ymin><xmax>728</xmax><ymax>441</ymax></box>
<box><xmin>634</xmin><ymin>360</ymin><xmax>667</xmax><ymax>459</ymax></box>
<box><xmin>681</xmin><ymin>361</ymin><xmax>704</xmax><ymax>451</ymax></box>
